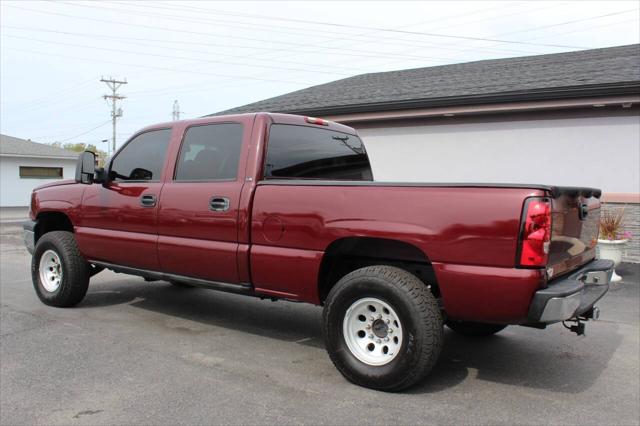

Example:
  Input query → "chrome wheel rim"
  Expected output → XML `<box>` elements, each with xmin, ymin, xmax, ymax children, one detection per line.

<box><xmin>39</xmin><ymin>249</ymin><xmax>63</xmax><ymax>292</ymax></box>
<box><xmin>342</xmin><ymin>297</ymin><xmax>403</xmax><ymax>366</ymax></box>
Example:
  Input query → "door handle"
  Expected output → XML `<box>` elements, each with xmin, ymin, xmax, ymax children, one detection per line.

<box><xmin>209</xmin><ymin>196</ymin><xmax>230</xmax><ymax>212</ymax></box>
<box><xmin>140</xmin><ymin>194</ymin><xmax>157</xmax><ymax>207</ymax></box>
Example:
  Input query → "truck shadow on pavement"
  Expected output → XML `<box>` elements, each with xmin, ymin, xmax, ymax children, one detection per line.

<box><xmin>410</xmin><ymin>327</ymin><xmax>623</xmax><ymax>395</ymax></box>
<box><xmin>80</xmin><ymin>278</ymin><xmax>624</xmax><ymax>395</ymax></box>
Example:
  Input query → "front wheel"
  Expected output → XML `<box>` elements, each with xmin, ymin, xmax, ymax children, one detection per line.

<box><xmin>31</xmin><ymin>231</ymin><xmax>90</xmax><ymax>307</ymax></box>
<box><xmin>323</xmin><ymin>265</ymin><xmax>443</xmax><ymax>392</ymax></box>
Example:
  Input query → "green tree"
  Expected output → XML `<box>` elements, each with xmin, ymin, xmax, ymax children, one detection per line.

<box><xmin>52</xmin><ymin>142</ymin><xmax>108</xmax><ymax>166</ymax></box>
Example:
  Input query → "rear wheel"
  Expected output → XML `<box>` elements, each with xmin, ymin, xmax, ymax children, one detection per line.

<box><xmin>31</xmin><ymin>231</ymin><xmax>90</xmax><ymax>307</ymax></box>
<box><xmin>446</xmin><ymin>321</ymin><xmax>507</xmax><ymax>336</ymax></box>
<box><xmin>323</xmin><ymin>265</ymin><xmax>443</xmax><ymax>392</ymax></box>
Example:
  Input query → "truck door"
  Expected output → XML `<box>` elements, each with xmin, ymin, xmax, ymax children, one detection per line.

<box><xmin>77</xmin><ymin>128</ymin><xmax>172</xmax><ymax>270</ymax></box>
<box><xmin>157</xmin><ymin>122</ymin><xmax>246</xmax><ymax>284</ymax></box>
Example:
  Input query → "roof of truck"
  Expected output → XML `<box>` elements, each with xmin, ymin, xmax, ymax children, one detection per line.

<box><xmin>142</xmin><ymin>112</ymin><xmax>358</xmax><ymax>135</ymax></box>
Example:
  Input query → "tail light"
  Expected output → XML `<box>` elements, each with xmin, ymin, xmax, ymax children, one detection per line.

<box><xmin>518</xmin><ymin>197</ymin><xmax>552</xmax><ymax>267</ymax></box>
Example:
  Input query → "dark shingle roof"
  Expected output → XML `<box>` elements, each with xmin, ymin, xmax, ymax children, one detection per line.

<box><xmin>0</xmin><ymin>134</ymin><xmax>78</xmax><ymax>159</ymax></box>
<box><xmin>214</xmin><ymin>44</ymin><xmax>640</xmax><ymax>116</ymax></box>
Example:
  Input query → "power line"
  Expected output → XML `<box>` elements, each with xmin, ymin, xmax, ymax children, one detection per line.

<box><xmin>498</xmin><ymin>8</ymin><xmax>639</xmax><ymax>37</ymax></box>
<box><xmin>0</xmin><ymin>25</ymin><xmax>372</xmax><ymax>73</ymax></box>
<box><xmin>8</xmin><ymin>2</ymin><xmax>617</xmax><ymax>94</ymax></box>
<box><xmin>7</xmin><ymin>1</ymin><xmax>616</xmax><ymax>96</ymax></box>
<box><xmin>125</xmin><ymin>78</ymin><xmax>271</xmax><ymax>100</ymax></box>
<box><xmin>0</xmin><ymin>45</ymin><xmax>311</xmax><ymax>86</ymax></box>
<box><xmin>7</xmin><ymin>3</ymin><xmax>590</xmax><ymax>52</ymax></box>
<box><xmin>126</xmin><ymin>3</ymin><xmax>594</xmax><ymax>49</ymax></box>
<box><xmin>5</xmin><ymin>98</ymin><xmax>104</xmax><ymax>125</ymax></box>
<box><xmin>4</xmin><ymin>4</ymin><xmax>448</xmax><ymax>61</ymax></box>
<box><xmin>212</xmin><ymin>2</ymin><xmax>562</xmax><ymax>92</ymax></box>
<box><xmin>2</xmin><ymin>33</ymin><xmax>476</xmax><ymax>105</ymax></box>
<box><xmin>286</xmin><ymin>2</ymin><xmax>571</xmax><ymax>64</ymax></box>
<box><xmin>1</xmin><ymin>46</ymin><xmax>311</xmax><ymax>121</ymax></box>
<box><xmin>436</xmin><ymin>6</ymin><xmax>638</xmax><ymax>55</ymax></box>
<box><xmin>1</xmin><ymin>33</ymin><xmax>357</xmax><ymax>76</ymax></box>
<box><xmin>3</xmin><ymin>21</ymin><xmax>455</xmax><ymax>64</ymax></box>
<box><xmin>138</xmin><ymin>0</ymin><xmax>560</xmax><ymax>56</ymax></box>
<box><xmin>58</xmin><ymin>0</ymin><xmax>544</xmax><ymax>57</ymax></box>
<box><xmin>524</xmin><ymin>17</ymin><xmax>640</xmax><ymax>41</ymax></box>
<box><xmin>54</xmin><ymin>0</ymin><xmax>606</xmax><ymax>61</ymax></box>
<box><xmin>0</xmin><ymin>25</ymin><xmax>459</xmax><ymax>65</ymax></box>
<box><xmin>26</xmin><ymin>117</ymin><xmax>109</xmax><ymax>140</ymax></box>
<box><xmin>138</xmin><ymin>1</ymin><xmax>561</xmax><ymax>49</ymax></box>
<box><xmin>55</xmin><ymin>120</ymin><xmax>112</xmax><ymax>143</ymax></box>
<box><xmin>11</xmin><ymin>77</ymin><xmax>97</xmax><ymax>110</ymax></box>
<box><xmin>366</xmin><ymin>6</ymin><xmax>639</xmax><ymax>69</ymax></box>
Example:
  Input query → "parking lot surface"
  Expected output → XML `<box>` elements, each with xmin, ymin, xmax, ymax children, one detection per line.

<box><xmin>1</xmin><ymin>222</ymin><xmax>639</xmax><ymax>425</ymax></box>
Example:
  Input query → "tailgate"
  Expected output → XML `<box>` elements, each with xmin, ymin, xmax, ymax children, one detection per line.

<box><xmin>547</xmin><ymin>189</ymin><xmax>601</xmax><ymax>278</ymax></box>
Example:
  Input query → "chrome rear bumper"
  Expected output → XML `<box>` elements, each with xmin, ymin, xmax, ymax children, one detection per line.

<box><xmin>528</xmin><ymin>259</ymin><xmax>614</xmax><ymax>324</ymax></box>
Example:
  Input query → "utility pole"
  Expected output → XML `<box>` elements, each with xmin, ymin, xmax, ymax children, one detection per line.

<box><xmin>172</xmin><ymin>100</ymin><xmax>181</xmax><ymax>121</ymax></box>
<box><xmin>100</xmin><ymin>77</ymin><xmax>127</xmax><ymax>154</ymax></box>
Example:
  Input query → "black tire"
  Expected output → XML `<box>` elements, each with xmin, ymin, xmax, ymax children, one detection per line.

<box><xmin>322</xmin><ymin>265</ymin><xmax>443</xmax><ymax>392</ymax></box>
<box><xmin>446</xmin><ymin>320</ymin><xmax>507</xmax><ymax>336</ymax></box>
<box><xmin>31</xmin><ymin>231</ymin><xmax>90</xmax><ymax>307</ymax></box>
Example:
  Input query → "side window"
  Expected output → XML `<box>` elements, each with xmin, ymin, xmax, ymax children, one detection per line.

<box><xmin>110</xmin><ymin>129</ymin><xmax>171</xmax><ymax>182</ymax></box>
<box><xmin>264</xmin><ymin>124</ymin><xmax>373</xmax><ymax>180</ymax></box>
<box><xmin>175</xmin><ymin>123</ymin><xmax>243</xmax><ymax>181</ymax></box>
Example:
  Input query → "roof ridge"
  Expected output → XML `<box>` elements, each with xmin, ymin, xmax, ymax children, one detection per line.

<box><xmin>352</xmin><ymin>44</ymin><xmax>640</xmax><ymax>79</ymax></box>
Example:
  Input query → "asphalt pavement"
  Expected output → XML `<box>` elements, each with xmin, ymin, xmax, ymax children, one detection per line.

<box><xmin>1</xmin><ymin>222</ymin><xmax>639</xmax><ymax>425</ymax></box>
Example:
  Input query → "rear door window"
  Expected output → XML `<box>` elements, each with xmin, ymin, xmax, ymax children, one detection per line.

<box><xmin>264</xmin><ymin>124</ymin><xmax>372</xmax><ymax>180</ymax></box>
<box><xmin>174</xmin><ymin>123</ymin><xmax>243</xmax><ymax>181</ymax></box>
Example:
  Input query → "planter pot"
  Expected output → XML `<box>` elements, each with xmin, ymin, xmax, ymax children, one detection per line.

<box><xmin>597</xmin><ymin>239</ymin><xmax>628</xmax><ymax>282</ymax></box>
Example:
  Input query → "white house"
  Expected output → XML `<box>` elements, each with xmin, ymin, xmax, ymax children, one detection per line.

<box><xmin>214</xmin><ymin>44</ymin><xmax>640</xmax><ymax>262</ymax></box>
<box><xmin>0</xmin><ymin>134</ymin><xmax>78</xmax><ymax>207</ymax></box>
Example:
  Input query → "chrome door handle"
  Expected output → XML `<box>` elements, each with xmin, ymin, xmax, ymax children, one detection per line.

<box><xmin>140</xmin><ymin>194</ymin><xmax>157</xmax><ymax>207</ymax></box>
<box><xmin>209</xmin><ymin>197</ymin><xmax>230</xmax><ymax>212</ymax></box>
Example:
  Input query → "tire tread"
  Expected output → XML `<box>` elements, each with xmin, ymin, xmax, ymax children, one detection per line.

<box><xmin>323</xmin><ymin>265</ymin><xmax>443</xmax><ymax>392</ymax></box>
<box><xmin>31</xmin><ymin>231</ymin><xmax>89</xmax><ymax>307</ymax></box>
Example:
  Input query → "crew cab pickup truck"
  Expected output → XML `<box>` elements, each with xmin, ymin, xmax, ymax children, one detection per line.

<box><xmin>24</xmin><ymin>113</ymin><xmax>613</xmax><ymax>391</ymax></box>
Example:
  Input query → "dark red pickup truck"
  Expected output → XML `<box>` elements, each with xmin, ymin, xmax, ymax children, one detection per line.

<box><xmin>24</xmin><ymin>113</ymin><xmax>613</xmax><ymax>391</ymax></box>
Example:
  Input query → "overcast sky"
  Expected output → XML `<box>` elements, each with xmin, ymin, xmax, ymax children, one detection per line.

<box><xmin>1</xmin><ymin>0</ymin><xmax>638</xmax><ymax>152</ymax></box>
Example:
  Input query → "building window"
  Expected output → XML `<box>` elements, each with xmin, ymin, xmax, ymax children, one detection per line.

<box><xmin>19</xmin><ymin>166</ymin><xmax>64</xmax><ymax>179</ymax></box>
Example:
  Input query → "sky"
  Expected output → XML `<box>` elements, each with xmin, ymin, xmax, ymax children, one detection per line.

<box><xmin>1</xmin><ymin>0</ymin><xmax>639</xmax><ymax>153</ymax></box>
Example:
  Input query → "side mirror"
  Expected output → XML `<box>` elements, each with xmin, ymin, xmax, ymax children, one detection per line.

<box><xmin>75</xmin><ymin>151</ymin><xmax>96</xmax><ymax>184</ymax></box>
<box><xmin>94</xmin><ymin>167</ymin><xmax>107</xmax><ymax>184</ymax></box>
